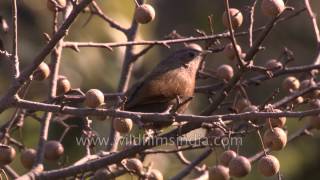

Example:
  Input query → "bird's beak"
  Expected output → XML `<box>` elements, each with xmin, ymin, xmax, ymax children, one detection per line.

<box><xmin>201</xmin><ymin>50</ymin><xmax>212</xmax><ymax>55</ymax></box>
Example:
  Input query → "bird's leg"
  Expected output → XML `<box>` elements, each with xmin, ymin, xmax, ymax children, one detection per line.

<box><xmin>169</xmin><ymin>96</ymin><xmax>194</xmax><ymax>134</ymax></box>
<box><xmin>170</xmin><ymin>95</ymin><xmax>194</xmax><ymax>114</ymax></box>
<box><xmin>116</xmin><ymin>96</ymin><xmax>127</xmax><ymax>109</ymax></box>
<box><xmin>164</xmin><ymin>105</ymin><xmax>174</xmax><ymax>114</ymax></box>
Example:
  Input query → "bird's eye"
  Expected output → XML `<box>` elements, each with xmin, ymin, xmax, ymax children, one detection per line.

<box><xmin>188</xmin><ymin>52</ymin><xmax>196</xmax><ymax>58</ymax></box>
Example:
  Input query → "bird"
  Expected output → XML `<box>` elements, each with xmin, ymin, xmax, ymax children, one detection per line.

<box><xmin>124</xmin><ymin>44</ymin><xmax>207</xmax><ymax>129</ymax></box>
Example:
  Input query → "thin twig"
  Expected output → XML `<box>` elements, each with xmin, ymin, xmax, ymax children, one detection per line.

<box><xmin>248</xmin><ymin>0</ymin><xmax>258</xmax><ymax>47</ymax></box>
<box><xmin>11</xmin><ymin>0</ymin><xmax>20</xmax><ymax>79</ymax></box>
<box><xmin>224</xmin><ymin>0</ymin><xmax>244</xmax><ymax>66</ymax></box>
<box><xmin>91</xmin><ymin>1</ymin><xmax>128</xmax><ymax>33</ymax></box>
<box><xmin>106</xmin><ymin>0</ymin><xmax>144</xmax><ymax>152</ymax></box>
<box><xmin>2</xmin><ymin>165</ymin><xmax>19</xmax><ymax>179</ymax></box>
<box><xmin>200</xmin><ymin>9</ymin><xmax>297</xmax><ymax>116</ymax></box>
<box><xmin>0</xmin><ymin>0</ymin><xmax>94</xmax><ymax>113</ymax></box>
<box><xmin>170</xmin><ymin>149</ymin><xmax>212</xmax><ymax>180</ymax></box>
<box><xmin>304</xmin><ymin>0</ymin><xmax>320</xmax><ymax>42</ymax></box>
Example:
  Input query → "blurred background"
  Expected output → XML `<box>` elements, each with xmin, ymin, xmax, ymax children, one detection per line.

<box><xmin>0</xmin><ymin>0</ymin><xmax>320</xmax><ymax>179</ymax></box>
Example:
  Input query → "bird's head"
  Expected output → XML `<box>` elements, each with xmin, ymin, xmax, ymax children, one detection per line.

<box><xmin>173</xmin><ymin>44</ymin><xmax>209</xmax><ymax>67</ymax></box>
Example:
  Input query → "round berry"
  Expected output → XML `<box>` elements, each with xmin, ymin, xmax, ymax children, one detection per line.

<box><xmin>222</xmin><ymin>8</ymin><xmax>243</xmax><ymax>29</ymax></box>
<box><xmin>0</xmin><ymin>144</ymin><xmax>16</xmax><ymax>166</ymax></box>
<box><xmin>261</xmin><ymin>0</ymin><xmax>285</xmax><ymax>17</ymax></box>
<box><xmin>85</xmin><ymin>89</ymin><xmax>105</xmax><ymax>108</ymax></box>
<box><xmin>229</xmin><ymin>156</ymin><xmax>251</xmax><ymax>177</ymax></box>
<box><xmin>20</xmin><ymin>148</ymin><xmax>37</xmax><ymax>169</ymax></box>
<box><xmin>219</xmin><ymin>150</ymin><xmax>237</xmax><ymax>166</ymax></box>
<box><xmin>57</xmin><ymin>76</ymin><xmax>71</xmax><ymax>94</ymax></box>
<box><xmin>268</xmin><ymin>109</ymin><xmax>286</xmax><ymax>128</ymax></box>
<box><xmin>207</xmin><ymin>128</ymin><xmax>225</xmax><ymax>145</ymax></box>
<box><xmin>113</xmin><ymin>118</ymin><xmax>133</xmax><ymax>134</ymax></box>
<box><xmin>207</xmin><ymin>128</ymin><xmax>225</xmax><ymax>138</ymax></box>
<box><xmin>209</xmin><ymin>165</ymin><xmax>230</xmax><ymax>180</ymax></box>
<box><xmin>217</xmin><ymin>64</ymin><xmax>234</xmax><ymax>81</ymax></box>
<box><xmin>265</xmin><ymin>59</ymin><xmax>283</xmax><ymax>70</ymax></box>
<box><xmin>294</xmin><ymin>96</ymin><xmax>304</xmax><ymax>104</ymax></box>
<box><xmin>299</xmin><ymin>79</ymin><xmax>320</xmax><ymax>98</ymax></box>
<box><xmin>123</xmin><ymin>158</ymin><xmax>143</xmax><ymax>174</ymax></box>
<box><xmin>44</xmin><ymin>140</ymin><xmax>64</xmax><ymax>161</ymax></box>
<box><xmin>282</xmin><ymin>76</ymin><xmax>300</xmax><ymax>93</ymax></box>
<box><xmin>33</xmin><ymin>62</ymin><xmax>50</xmax><ymax>81</ymax></box>
<box><xmin>299</xmin><ymin>79</ymin><xmax>314</xmax><ymax>90</ymax></box>
<box><xmin>134</xmin><ymin>4</ymin><xmax>155</xmax><ymax>24</ymax></box>
<box><xmin>258</xmin><ymin>155</ymin><xmax>280</xmax><ymax>177</ymax></box>
<box><xmin>148</xmin><ymin>169</ymin><xmax>164</xmax><ymax>180</ymax></box>
<box><xmin>223</xmin><ymin>43</ymin><xmax>242</xmax><ymax>60</ymax></box>
<box><xmin>235</xmin><ymin>98</ymin><xmax>251</xmax><ymax>112</ymax></box>
<box><xmin>263</xmin><ymin>127</ymin><xmax>287</xmax><ymax>151</ymax></box>
<box><xmin>47</xmin><ymin>0</ymin><xmax>66</xmax><ymax>12</ymax></box>
<box><xmin>241</xmin><ymin>105</ymin><xmax>258</xmax><ymax>113</ymax></box>
<box><xmin>309</xmin><ymin>99</ymin><xmax>320</xmax><ymax>108</ymax></box>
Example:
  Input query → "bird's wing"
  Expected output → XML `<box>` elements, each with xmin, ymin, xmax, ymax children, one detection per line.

<box><xmin>125</xmin><ymin>75</ymin><xmax>174</xmax><ymax>111</ymax></box>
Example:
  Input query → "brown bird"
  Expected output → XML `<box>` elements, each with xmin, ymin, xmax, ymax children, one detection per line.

<box><xmin>125</xmin><ymin>44</ymin><xmax>206</xmax><ymax>129</ymax></box>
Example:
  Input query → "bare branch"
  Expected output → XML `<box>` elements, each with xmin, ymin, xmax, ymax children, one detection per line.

<box><xmin>91</xmin><ymin>1</ymin><xmax>128</xmax><ymax>33</ymax></box>
<box><xmin>170</xmin><ymin>149</ymin><xmax>212</xmax><ymax>180</ymax></box>
<box><xmin>0</xmin><ymin>0</ymin><xmax>93</xmax><ymax>113</ymax></box>
<box><xmin>10</xmin><ymin>0</ymin><xmax>20</xmax><ymax>79</ymax></box>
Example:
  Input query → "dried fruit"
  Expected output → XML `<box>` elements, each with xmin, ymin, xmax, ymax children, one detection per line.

<box><xmin>47</xmin><ymin>0</ymin><xmax>66</xmax><ymax>12</ymax></box>
<box><xmin>299</xmin><ymin>79</ymin><xmax>320</xmax><ymax>98</ymax></box>
<box><xmin>113</xmin><ymin>118</ymin><xmax>133</xmax><ymax>134</ymax></box>
<box><xmin>123</xmin><ymin>158</ymin><xmax>143</xmax><ymax>174</ymax></box>
<box><xmin>258</xmin><ymin>155</ymin><xmax>280</xmax><ymax>177</ymax></box>
<box><xmin>209</xmin><ymin>165</ymin><xmax>230</xmax><ymax>180</ymax></box>
<box><xmin>44</xmin><ymin>140</ymin><xmax>64</xmax><ymax>161</ymax></box>
<box><xmin>0</xmin><ymin>144</ymin><xmax>16</xmax><ymax>166</ymax></box>
<box><xmin>207</xmin><ymin>128</ymin><xmax>225</xmax><ymax>145</ymax></box>
<box><xmin>20</xmin><ymin>148</ymin><xmax>37</xmax><ymax>169</ymax></box>
<box><xmin>241</xmin><ymin>105</ymin><xmax>258</xmax><ymax>113</ymax></box>
<box><xmin>309</xmin><ymin>99</ymin><xmax>320</xmax><ymax>108</ymax></box>
<box><xmin>148</xmin><ymin>169</ymin><xmax>164</xmax><ymax>180</ymax></box>
<box><xmin>223</xmin><ymin>43</ymin><xmax>242</xmax><ymax>60</ymax></box>
<box><xmin>263</xmin><ymin>127</ymin><xmax>287</xmax><ymax>151</ymax></box>
<box><xmin>267</xmin><ymin>109</ymin><xmax>286</xmax><ymax>128</ymax></box>
<box><xmin>229</xmin><ymin>156</ymin><xmax>251</xmax><ymax>177</ymax></box>
<box><xmin>235</xmin><ymin>98</ymin><xmax>251</xmax><ymax>112</ymax></box>
<box><xmin>261</xmin><ymin>0</ymin><xmax>285</xmax><ymax>17</ymax></box>
<box><xmin>282</xmin><ymin>76</ymin><xmax>300</xmax><ymax>93</ymax></box>
<box><xmin>33</xmin><ymin>62</ymin><xmax>50</xmax><ymax>81</ymax></box>
<box><xmin>219</xmin><ymin>150</ymin><xmax>237</xmax><ymax>166</ymax></box>
<box><xmin>294</xmin><ymin>96</ymin><xmax>304</xmax><ymax>104</ymax></box>
<box><xmin>85</xmin><ymin>89</ymin><xmax>105</xmax><ymax>108</ymax></box>
<box><xmin>57</xmin><ymin>76</ymin><xmax>71</xmax><ymax>94</ymax></box>
<box><xmin>265</xmin><ymin>59</ymin><xmax>283</xmax><ymax>70</ymax></box>
<box><xmin>222</xmin><ymin>8</ymin><xmax>243</xmax><ymax>28</ymax></box>
<box><xmin>217</xmin><ymin>64</ymin><xmax>234</xmax><ymax>81</ymax></box>
<box><xmin>134</xmin><ymin>4</ymin><xmax>155</xmax><ymax>24</ymax></box>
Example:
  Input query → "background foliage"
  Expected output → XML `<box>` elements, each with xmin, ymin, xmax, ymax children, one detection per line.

<box><xmin>0</xmin><ymin>0</ymin><xmax>320</xmax><ymax>179</ymax></box>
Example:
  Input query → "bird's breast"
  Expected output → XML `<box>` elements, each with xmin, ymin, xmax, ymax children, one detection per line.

<box><xmin>154</xmin><ymin>69</ymin><xmax>195</xmax><ymax>98</ymax></box>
